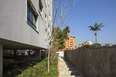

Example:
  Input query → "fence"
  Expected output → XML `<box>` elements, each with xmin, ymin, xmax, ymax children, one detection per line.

<box><xmin>64</xmin><ymin>46</ymin><xmax>116</xmax><ymax>77</ymax></box>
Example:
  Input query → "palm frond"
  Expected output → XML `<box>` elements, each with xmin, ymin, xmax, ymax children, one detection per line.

<box><xmin>97</xmin><ymin>28</ymin><xmax>101</xmax><ymax>31</ymax></box>
<box><xmin>88</xmin><ymin>26</ymin><xmax>95</xmax><ymax>31</ymax></box>
<box><xmin>94</xmin><ymin>22</ymin><xmax>98</xmax><ymax>27</ymax></box>
<box><xmin>99</xmin><ymin>23</ymin><xmax>103</xmax><ymax>26</ymax></box>
<box><xmin>99</xmin><ymin>25</ymin><xmax>104</xmax><ymax>28</ymax></box>
<box><xmin>89</xmin><ymin>22</ymin><xmax>104</xmax><ymax>31</ymax></box>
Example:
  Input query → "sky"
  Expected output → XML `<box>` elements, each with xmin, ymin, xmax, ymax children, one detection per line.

<box><xmin>66</xmin><ymin>0</ymin><xmax>116</xmax><ymax>46</ymax></box>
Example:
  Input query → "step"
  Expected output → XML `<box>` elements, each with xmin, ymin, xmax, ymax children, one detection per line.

<box><xmin>59</xmin><ymin>71</ymin><xmax>72</xmax><ymax>75</ymax></box>
<box><xmin>60</xmin><ymin>75</ymin><xmax>79</xmax><ymax>77</ymax></box>
<box><xmin>59</xmin><ymin>68</ymin><xmax>69</xmax><ymax>71</ymax></box>
<box><xmin>59</xmin><ymin>67</ymin><xmax>78</xmax><ymax>72</ymax></box>
<box><xmin>58</xmin><ymin>57</ymin><xmax>84</xmax><ymax>77</ymax></box>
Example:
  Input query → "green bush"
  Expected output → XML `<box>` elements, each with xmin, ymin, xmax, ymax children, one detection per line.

<box><xmin>17</xmin><ymin>57</ymin><xmax>58</xmax><ymax>77</ymax></box>
<box><xmin>78</xmin><ymin>43</ymin><xmax>101</xmax><ymax>49</ymax></box>
<box><xmin>4</xmin><ymin>57</ymin><xmax>58</xmax><ymax>77</ymax></box>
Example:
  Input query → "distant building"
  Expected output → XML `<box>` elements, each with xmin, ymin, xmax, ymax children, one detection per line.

<box><xmin>79</xmin><ymin>41</ymin><xmax>94</xmax><ymax>47</ymax></box>
<box><xmin>63</xmin><ymin>33</ymin><xmax>75</xmax><ymax>50</ymax></box>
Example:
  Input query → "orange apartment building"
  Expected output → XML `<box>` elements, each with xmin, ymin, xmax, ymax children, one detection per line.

<box><xmin>63</xmin><ymin>33</ymin><xmax>75</xmax><ymax>50</ymax></box>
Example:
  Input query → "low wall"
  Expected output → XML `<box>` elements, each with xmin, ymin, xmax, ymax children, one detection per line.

<box><xmin>64</xmin><ymin>46</ymin><xmax>116</xmax><ymax>77</ymax></box>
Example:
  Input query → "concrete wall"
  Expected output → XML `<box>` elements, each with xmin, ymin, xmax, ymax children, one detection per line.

<box><xmin>64</xmin><ymin>47</ymin><xmax>116</xmax><ymax>77</ymax></box>
<box><xmin>0</xmin><ymin>0</ymin><xmax>52</xmax><ymax>49</ymax></box>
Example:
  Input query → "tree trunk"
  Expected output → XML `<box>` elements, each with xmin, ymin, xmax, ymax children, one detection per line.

<box><xmin>48</xmin><ymin>48</ymin><xmax>50</xmax><ymax>72</ymax></box>
<box><xmin>94</xmin><ymin>31</ymin><xmax>97</xmax><ymax>43</ymax></box>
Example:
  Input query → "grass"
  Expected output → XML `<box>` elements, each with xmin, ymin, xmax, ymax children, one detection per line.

<box><xmin>4</xmin><ymin>57</ymin><xmax>58</xmax><ymax>77</ymax></box>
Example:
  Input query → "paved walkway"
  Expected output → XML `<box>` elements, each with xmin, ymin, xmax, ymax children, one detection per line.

<box><xmin>58</xmin><ymin>57</ymin><xmax>84</xmax><ymax>77</ymax></box>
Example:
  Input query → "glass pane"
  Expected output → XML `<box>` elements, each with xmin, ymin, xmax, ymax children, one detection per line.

<box><xmin>27</xmin><ymin>5</ymin><xmax>30</xmax><ymax>18</ymax></box>
<box><xmin>27</xmin><ymin>19</ymin><xmax>33</xmax><ymax>27</ymax></box>
<box><xmin>30</xmin><ymin>10</ymin><xmax>33</xmax><ymax>23</ymax></box>
<box><xmin>33</xmin><ymin>16</ymin><xmax>35</xmax><ymax>24</ymax></box>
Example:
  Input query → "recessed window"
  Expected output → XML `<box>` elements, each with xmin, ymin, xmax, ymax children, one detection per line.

<box><xmin>45</xmin><ymin>28</ymin><xmax>48</xmax><ymax>40</ymax></box>
<box><xmin>45</xmin><ymin>14</ymin><xmax>47</xmax><ymax>22</ymax></box>
<box><xmin>45</xmin><ymin>0</ymin><xmax>47</xmax><ymax>7</ymax></box>
<box><xmin>39</xmin><ymin>0</ymin><xmax>43</xmax><ymax>12</ymax></box>
<box><xmin>27</xmin><ymin>1</ymin><xmax>37</xmax><ymax>29</ymax></box>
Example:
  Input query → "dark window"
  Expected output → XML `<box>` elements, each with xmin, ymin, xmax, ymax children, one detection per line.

<box><xmin>27</xmin><ymin>2</ymin><xmax>37</xmax><ymax>29</ymax></box>
<box><xmin>39</xmin><ymin>0</ymin><xmax>43</xmax><ymax>11</ymax></box>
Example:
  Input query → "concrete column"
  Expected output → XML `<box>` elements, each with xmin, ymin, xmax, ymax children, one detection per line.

<box><xmin>0</xmin><ymin>45</ymin><xmax>3</xmax><ymax>77</ymax></box>
<box><xmin>14</xmin><ymin>49</ymin><xmax>17</xmax><ymax>57</ymax></box>
<box><xmin>28</xmin><ymin>50</ymin><xmax>30</xmax><ymax>56</ymax></box>
<box><xmin>35</xmin><ymin>49</ymin><xmax>41</xmax><ymax>61</ymax></box>
<box><xmin>39</xmin><ymin>50</ymin><xmax>41</xmax><ymax>60</ymax></box>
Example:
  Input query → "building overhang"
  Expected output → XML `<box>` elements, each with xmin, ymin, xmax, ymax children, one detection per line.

<box><xmin>0</xmin><ymin>38</ymin><xmax>45</xmax><ymax>50</ymax></box>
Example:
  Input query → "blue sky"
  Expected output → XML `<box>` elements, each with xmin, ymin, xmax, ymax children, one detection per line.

<box><xmin>66</xmin><ymin>0</ymin><xmax>116</xmax><ymax>46</ymax></box>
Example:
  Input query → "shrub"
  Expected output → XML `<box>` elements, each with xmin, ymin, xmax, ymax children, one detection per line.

<box><xmin>17</xmin><ymin>57</ymin><xmax>58</xmax><ymax>77</ymax></box>
<box><xmin>4</xmin><ymin>57</ymin><xmax>58</xmax><ymax>77</ymax></box>
<box><xmin>78</xmin><ymin>43</ymin><xmax>101</xmax><ymax>49</ymax></box>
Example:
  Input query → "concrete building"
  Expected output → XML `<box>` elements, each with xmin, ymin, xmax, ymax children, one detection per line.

<box><xmin>0</xmin><ymin>0</ymin><xmax>52</xmax><ymax>76</ymax></box>
<box><xmin>63</xmin><ymin>33</ymin><xmax>75</xmax><ymax>50</ymax></box>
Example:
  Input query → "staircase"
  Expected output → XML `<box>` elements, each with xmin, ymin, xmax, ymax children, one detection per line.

<box><xmin>58</xmin><ymin>57</ymin><xmax>84</xmax><ymax>77</ymax></box>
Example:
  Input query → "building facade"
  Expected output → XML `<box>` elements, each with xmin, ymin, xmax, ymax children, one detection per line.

<box><xmin>0</xmin><ymin>0</ymin><xmax>52</xmax><ymax>76</ymax></box>
<box><xmin>63</xmin><ymin>33</ymin><xmax>75</xmax><ymax>50</ymax></box>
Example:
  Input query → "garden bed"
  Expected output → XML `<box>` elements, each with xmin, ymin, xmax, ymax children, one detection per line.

<box><xmin>4</xmin><ymin>57</ymin><xmax>58</xmax><ymax>77</ymax></box>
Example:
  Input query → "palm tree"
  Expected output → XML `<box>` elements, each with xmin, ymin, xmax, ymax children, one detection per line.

<box><xmin>89</xmin><ymin>22</ymin><xmax>104</xmax><ymax>43</ymax></box>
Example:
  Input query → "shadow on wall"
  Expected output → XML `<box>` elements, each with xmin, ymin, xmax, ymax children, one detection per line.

<box><xmin>64</xmin><ymin>46</ymin><xmax>116</xmax><ymax>77</ymax></box>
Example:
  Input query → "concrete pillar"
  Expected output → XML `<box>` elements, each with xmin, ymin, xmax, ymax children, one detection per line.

<box><xmin>0</xmin><ymin>45</ymin><xmax>3</xmax><ymax>77</ymax></box>
<box><xmin>35</xmin><ymin>49</ymin><xmax>41</xmax><ymax>61</ymax></box>
<box><xmin>28</xmin><ymin>50</ymin><xmax>30</xmax><ymax>56</ymax></box>
<box><xmin>39</xmin><ymin>50</ymin><xmax>41</xmax><ymax>60</ymax></box>
<box><xmin>14</xmin><ymin>49</ymin><xmax>17</xmax><ymax>57</ymax></box>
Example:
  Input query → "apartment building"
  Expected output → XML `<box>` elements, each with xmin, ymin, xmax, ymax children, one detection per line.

<box><xmin>63</xmin><ymin>33</ymin><xmax>75</xmax><ymax>50</ymax></box>
<box><xmin>0</xmin><ymin>0</ymin><xmax>52</xmax><ymax>76</ymax></box>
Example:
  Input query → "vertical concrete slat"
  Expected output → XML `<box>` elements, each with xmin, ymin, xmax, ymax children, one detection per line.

<box><xmin>35</xmin><ymin>49</ymin><xmax>41</xmax><ymax>61</ymax></box>
<box><xmin>0</xmin><ymin>45</ymin><xmax>3</xmax><ymax>77</ymax></box>
<box><xmin>14</xmin><ymin>49</ymin><xmax>17</xmax><ymax>57</ymax></box>
<box><xmin>39</xmin><ymin>50</ymin><xmax>41</xmax><ymax>60</ymax></box>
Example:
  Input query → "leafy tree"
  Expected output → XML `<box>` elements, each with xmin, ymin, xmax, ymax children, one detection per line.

<box><xmin>47</xmin><ymin>0</ymin><xmax>77</xmax><ymax>72</ymax></box>
<box><xmin>63</xmin><ymin>26</ymin><xmax>70</xmax><ymax>40</ymax></box>
<box><xmin>52</xmin><ymin>26</ymin><xmax>70</xmax><ymax>50</ymax></box>
<box><xmin>92</xmin><ymin>43</ymin><xmax>101</xmax><ymax>48</ymax></box>
<box><xmin>78</xmin><ymin>43</ymin><xmax>101</xmax><ymax>49</ymax></box>
<box><xmin>88</xmin><ymin>22</ymin><xmax>104</xmax><ymax>43</ymax></box>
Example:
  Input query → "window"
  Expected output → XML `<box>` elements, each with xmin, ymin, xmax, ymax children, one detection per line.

<box><xmin>27</xmin><ymin>1</ymin><xmax>37</xmax><ymax>29</ymax></box>
<box><xmin>45</xmin><ymin>28</ymin><xmax>48</xmax><ymax>40</ymax></box>
<box><xmin>45</xmin><ymin>14</ymin><xmax>47</xmax><ymax>22</ymax></box>
<box><xmin>45</xmin><ymin>0</ymin><xmax>47</xmax><ymax>7</ymax></box>
<box><xmin>39</xmin><ymin>0</ymin><xmax>44</xmax><ymax>18</ymax></box>
<box><xmin>39</xmin><ymin>0</ymin><xmax>43</xmax><ymax>12</ymax></box>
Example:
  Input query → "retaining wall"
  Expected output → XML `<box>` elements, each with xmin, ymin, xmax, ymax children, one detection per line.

<box><xmin>64</xmin><ymin>47</ymin><xmax>116</xmax><ymax>77</ymax></box>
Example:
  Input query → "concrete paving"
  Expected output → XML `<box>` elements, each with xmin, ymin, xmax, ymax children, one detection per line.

<box><xmin>58</xmin><ymin>57</ymin><xmax>84</xmax><ymax>77</ymax></box>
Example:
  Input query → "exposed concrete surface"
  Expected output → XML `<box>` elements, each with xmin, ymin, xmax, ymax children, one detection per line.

<box><xmin>0</xmin><ymin>0</ymin><xmax>52</xmax><ymax>49</ymax></box>
<box><xmin>0</xmin><ymin>45</ymin><xmax>3</xmax><ymax>77</ymax></box>
<box><xmin>58</xmin><ymin>57</ymin><xmax>84</xmax><ymax>77</ymax></box>
<box><xmin>64</xmin><ymin>46</ymin><xmax>116</xmax><ymax>77</ymax></box>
